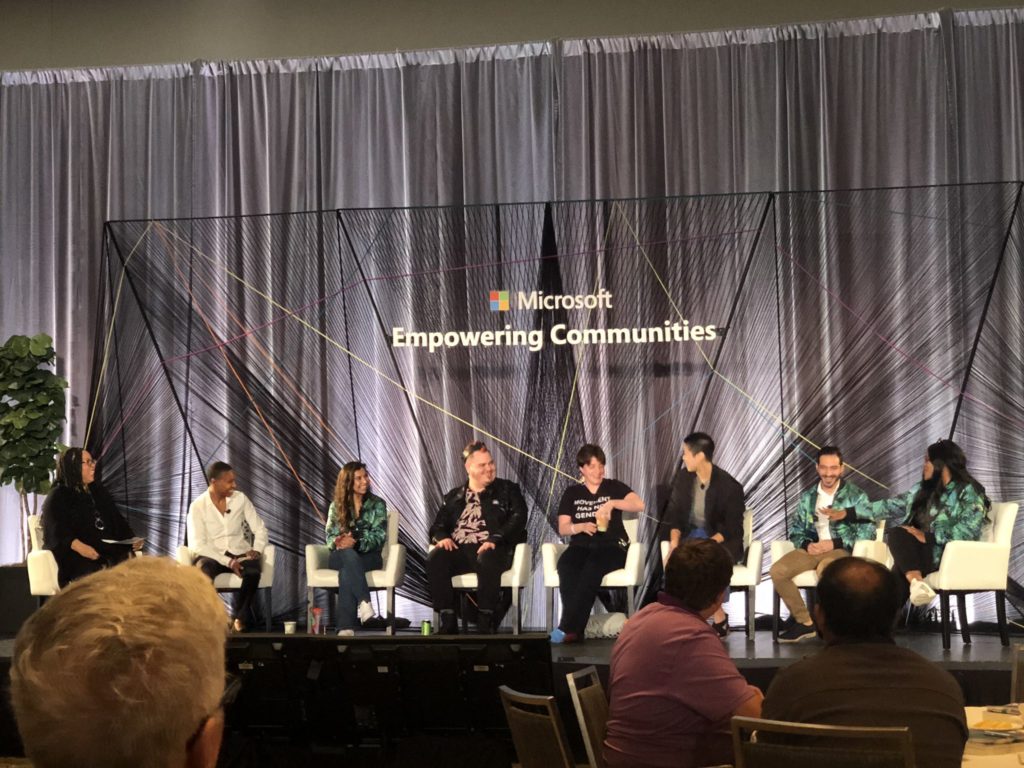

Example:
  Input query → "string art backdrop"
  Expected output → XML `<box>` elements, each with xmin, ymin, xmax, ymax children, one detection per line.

<box><xmin>87</xmin><ymin>184</ymin><xmax>1024</xmax><ymax>628</ymax></box>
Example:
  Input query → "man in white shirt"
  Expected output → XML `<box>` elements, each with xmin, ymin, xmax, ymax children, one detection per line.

<box><xmin>188</xmin><ymin>461</ymin><xmax>269</xmax><ymax>632</ymax></box>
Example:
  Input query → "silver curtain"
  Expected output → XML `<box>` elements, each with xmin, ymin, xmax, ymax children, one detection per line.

<box><xmin>2</xmin><ymin>10</ymin><xmax>1023</xmax><ymax>626</ymax></box>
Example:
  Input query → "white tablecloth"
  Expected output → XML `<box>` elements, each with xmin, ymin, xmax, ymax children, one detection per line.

<box><xmin>963</xmin><ymin>707</ymin><xmax>1024</xmax><ymax>767</ymax></box>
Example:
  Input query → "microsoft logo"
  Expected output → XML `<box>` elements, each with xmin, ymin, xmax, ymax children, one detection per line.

<box><xmin>489</xmin><ymin>290</ymin><xmax>510</xmax><ymax>312</ymax></box>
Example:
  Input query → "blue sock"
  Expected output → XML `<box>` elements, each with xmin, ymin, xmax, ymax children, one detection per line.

<box><xmin>549</xmin><ymin>628</ymin><xmax>566</xmax><ymax>644</ymax></box>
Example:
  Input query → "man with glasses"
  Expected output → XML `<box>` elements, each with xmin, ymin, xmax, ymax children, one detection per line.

<box><xmin>188</xmin><ymin>461</ymin><xmax>269</xmax><ymax>632</ymax></box>
<box><xmin>10</xmin><ymin>556</ymin><xmax>228</xmax><ymax>768</ymax></box>
<box><xmin>42</xmin><ymin>446</ymin><xmax>141</xmax><ymax>587</ymax></box>
<box><xmin>426</xmin><ymin>441</ymin><xmax>527</xmax><ymax>634</ymax></box>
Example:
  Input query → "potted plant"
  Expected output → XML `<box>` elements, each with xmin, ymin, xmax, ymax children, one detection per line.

<box><xmin>0</xmin><ymin>333</ymin><xmax>67</xmax><ymax>560</ymax></box>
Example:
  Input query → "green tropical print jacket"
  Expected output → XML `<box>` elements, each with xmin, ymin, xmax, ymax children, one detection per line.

<box><xmin>789</xmin><ymin>479</ymin><xmax>876</xmax><ymax>551</ymax></box>
<box><xmin>871</xmin><ymin>481</ymin><xmax>988</xmax><ymax>563</ymax></box>
<box><xmin>324</xmin><ymin>492</ymin><xmax>388</xmax><ymax>554</ymax></box>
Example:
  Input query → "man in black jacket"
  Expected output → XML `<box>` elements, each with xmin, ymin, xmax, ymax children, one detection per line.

<box><xmin>427</xmin><ymin>440</ymin><xmax>527</xmax><ymax>634</ymax></box>
<box><xmin>664</xmin><ymin>432</ymin><xmax>745</xmax><ymax>635</ymax></box>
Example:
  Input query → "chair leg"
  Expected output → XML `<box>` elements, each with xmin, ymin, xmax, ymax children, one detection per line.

<box><xmin>306</xmin><ymin>587</ymin><xmax>314</xmax><ymax>633</ymax></box>
<box><xmin>746</xmin><ymin>587</ymin><xmax>756</xmax><ymax>638</ymax></box>
<box><xmin>460</xmin><ymin>593</ymin><xmax>469</xmax><ymax>632</ymax></box>
<box><xmin>513</xmin><ymin>587</ymin><xmax>522</xmax><ymax>634</ymax></box>
<box><xmin>997</xmin><ymin>590</ymin><xmax>1010</xmax><ymax>646</ymax></box>
<box><xmin>386</xmin><ymin>587</ymin><xmax>396</xmax><ymax>637</ymax></box>
<box><xmin>626</xmin><ymin>586</ymin><xmax>636</xmax><ymax>617</ymax></box>
<box><xmin>940</xmin><ymin>591</ymin><xmax>951</xmax><ymax>650</ymax></box>
<box><xmin>546</xmin><ymin>587</ymin><xmax>553</xmax><ymax>632</ymax></box>
<box><xmin>956</xmin><ymin>594</ymin><xmax>971</xmax><ymax>644</ymax></box>
<box><xmin>772</xmin><ymin>590</ymin><xmax>780</xmax><ymax>642</ymax></box>
<box><xmin>263</xmin><ymin>588</ymin><xmax>272</xmax><ymax>632</ymax></box>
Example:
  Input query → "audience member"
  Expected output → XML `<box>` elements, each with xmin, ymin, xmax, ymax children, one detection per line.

<box><xmin>762</xmin><ymin>556</ymin><xmax>968</xmax><ymax>768</ymax></box>
<box><xmin>603</xmin><ymin>539</ymin><xmax>763</xmax><ymax>768</ymax></box>
<box><xmin>10</xmin><ymin>557</ymin><xmax>228</xmax><ymax>768</ymax></box>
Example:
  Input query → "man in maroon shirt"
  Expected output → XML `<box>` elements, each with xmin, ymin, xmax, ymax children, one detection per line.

<box><xmin>604</xmin><ymin>539</ymin><xmax>763</xmax><ymax>768</ymax></box>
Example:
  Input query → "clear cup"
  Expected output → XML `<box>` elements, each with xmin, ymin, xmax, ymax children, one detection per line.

<box><xmin>596</xmin><ymin>513</ymin><xmax>609</xmax><ymax>533</ymax></box>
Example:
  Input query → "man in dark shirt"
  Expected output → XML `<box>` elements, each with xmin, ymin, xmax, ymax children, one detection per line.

<box><xmin>427</xmin><ymin>440</ymin><xmax>527</xmax><ymax>634</ymax></box>
<box><xmin>762</xmin><ymin>557</ymin><xmax>968</xmax><ymax>768</ymax></box>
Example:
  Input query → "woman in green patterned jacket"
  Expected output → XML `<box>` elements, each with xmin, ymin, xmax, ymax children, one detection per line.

<box><xmin>877</xmin><ymin>439</ymin><xmax>989</xmax><ymax>607</ymax></box>
<box><xmin>326</xmin><ymin>461</ymin><xmax>389</xmax><ymax>635</ymax></box>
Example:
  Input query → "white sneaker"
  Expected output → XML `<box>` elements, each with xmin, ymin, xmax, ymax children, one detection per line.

<box><xmin>357</xmin><ymin>600</ymin><xmax>376</xmax><ymax>624</ymax></box>
<box><xmin>910</xmin><ymin>578</ymin><xmax>936</xmax><ymax>606</ymax></box>
<box><xmin>337</xmin><ymin>629</ymin><xmax>355</xmax><ymax>637</ymax></box>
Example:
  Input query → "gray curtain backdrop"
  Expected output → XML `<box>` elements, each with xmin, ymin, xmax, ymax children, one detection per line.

<box><xmin>2</xmin><ymin>10</ymin><xmax>1023</xmax><ymax>626</ymax></box>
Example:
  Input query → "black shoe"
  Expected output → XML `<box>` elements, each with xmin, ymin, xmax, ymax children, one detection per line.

<box><xmin>360</xmin><ymin>616</ymin><xmax>390</xmax><ymax>630</ymax></box>
<box><xmin>477</xmin><ymin>610</ymin><xmax>496</xmax><ymax>634</ymax></box>
<box><xmin>438</xmin><ymin>610</ymin><xmax>458</xmax><ymax>635</ymax></box>
<box><xmin>712</xmin><ymin>619</ymin><xmax>729</xmax><ymax>638</ymax></box>
<box><xmin>778</xmin><ymin>622</ymin><xmax>816</xmax><ymax>643</ymax></box>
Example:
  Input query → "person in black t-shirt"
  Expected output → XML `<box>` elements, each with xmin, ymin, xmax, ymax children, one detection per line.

<box><xmin>551</xmin><ymin>444</ymin><xmax>645</xmax><ymax>644</ymax></box>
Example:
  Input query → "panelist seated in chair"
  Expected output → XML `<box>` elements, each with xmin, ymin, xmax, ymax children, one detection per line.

<box><xmin>830</xmin><ymin>438</ymin><xmax>988</xmax><ymax>608</ymax></box>
<box><xmin>188</xmin><ymin>461</ymin><xmax>268</xmax><ymax>632</ymax></box>
<box><xmin>604</xmin><ymin>539</ymin><xmax>764</xmax><ymax>768</ymax></box>
<box><xmin>762</xmin><ymin>556</ymin><xmax>968</xmax><ymax>768</ymax></box>
<box><xmin>427</xmin><ymin>440</ymin><xmax>527</xmax><ymax>634</ymax></box>
<box><xmin>42</xmin><ymin>447</ymin><xmax>143</xmax><ymax>588</ymax></box>
<box><xmin>664</xmin><ymin>431</ymin><xmax>745</xmax><ymax>636</ymax></box>
<box><xmin>772</xmin><ymin>445</ymin><xmax>874</xmax><ymax>643</ymax></box>
<box><xmin>551</xmin><ymin>443</ymin><xmax>644</xmax><ymax>644</ymax></box>
<box><xmin>325</xmin><ymin>461</ymin><xmax>389</xmax><ymax>635</ymax></box>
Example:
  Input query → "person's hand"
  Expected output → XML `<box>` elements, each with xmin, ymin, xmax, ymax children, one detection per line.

<box><xmin>573</xmin><ymin>522</ymin><xmax>598</xmax><ymax>536</ymax></box>
<box><xmin>901</xmin><ymin>525</ymin><xmax>926</xmax><ymax>543</ymax></box>
<box><xmin>710</xmin><ymin>532</ymin><xmax>725</xmax><ymax>544</ymax></box>
<box><xmin>229</xmin><ymin>557</ymin><xmax>243</xmax><ymax>577</ymax></box>
<box><xmin>821</xmin><ymin>506</ymin><xmax>846</xmax><ymax>521</ymax></box>
<box><xmin>807</xmin><ymin>540</ymin><xmax>834</xmax><ymax>555</ymax></box>
<box><xmin>131</xmin><ymin>538</ymin><xmax>145</xmax><ymax>552</ymax></box>
<box><xmin>595</xmin><ymin>501</ymin><xmax>614</xmax><ymax>523</ymax></box>
<box><xmin>71</xmin><ymin>539</ymin><xmax>100</xmax><ymax>560</ymax></box>
<box><xmin>338</xmin><ymin>534</ymin><xmax>356</xmax><ymax>550</ymax></box>
<box><xmin>477</xmin><ymin>541</ymin><xmax>496</xmax><ymax>556</ymax></box>
<box><xmin>245</xmin><ymin>549</ymin><xmax>261</xmax><ymax>560</ymax></box>
<box><xmin>435</xmin><ymin>537</ymin><xmax>457</xmax><ymax>551</ymax></box>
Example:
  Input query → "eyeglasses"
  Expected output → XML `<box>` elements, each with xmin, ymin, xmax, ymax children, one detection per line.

<box><xmin>186</xmin><ymin>675</ymin><xmax>241</xmax><ymax>751</ymax></box>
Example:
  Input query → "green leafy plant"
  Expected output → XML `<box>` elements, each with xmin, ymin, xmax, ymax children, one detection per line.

<box><xmin>0</xmin><ymin>333</ymin><xmax>67</xmax><ymax>560</ymax></box>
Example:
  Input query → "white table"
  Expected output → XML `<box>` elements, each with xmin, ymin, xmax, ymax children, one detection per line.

<box><xmin>963</xmin><ymin>707</ymin><xmax>1024</xmax><ymax>767</ymax></box>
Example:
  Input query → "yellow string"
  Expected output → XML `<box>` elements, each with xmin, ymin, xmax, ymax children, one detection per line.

<box><xmin>610</xmin><ymin>202</ymin><xmax>889</xmax><ymax>491</ymax></box>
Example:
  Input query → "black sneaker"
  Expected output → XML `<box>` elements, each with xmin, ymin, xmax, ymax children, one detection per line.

<box><xmin>778</xmin><ymin>622</ymin><xmax>816</xmax><ymax>643</ymax></box>
<box><xmin>438</xmin><ymin>610</ymin><xmax>459</xmax><ymax>635</ymax></box>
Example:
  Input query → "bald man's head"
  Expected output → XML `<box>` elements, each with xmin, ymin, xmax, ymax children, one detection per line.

<box><xmin>816</xmin><ymin>557</ymin><xmax>901</xmax><ymax>641</ymax></box>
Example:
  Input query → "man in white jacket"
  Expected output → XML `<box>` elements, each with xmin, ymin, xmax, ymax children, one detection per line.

<box><xmin>188</xmin><ymin>461</ymin><xmax>268</xmax><ymax>632</ymax></box>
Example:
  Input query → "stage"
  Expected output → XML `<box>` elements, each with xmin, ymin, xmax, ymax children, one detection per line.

<box><xmin>0</xmin><ymin>625</ymin><xmax>1017</xmax><ymax>766</ymax></box>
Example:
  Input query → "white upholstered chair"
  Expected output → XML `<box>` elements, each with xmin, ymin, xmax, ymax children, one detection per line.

<box><xmin>305</xmin><ymin>508</ymin><xmax>407</xmax><ymax>635</ymax></box>
<box><xmin>447</xmin><ymin>541</ymin><xmax>532</xmax><ymax>633</ymax></box>
<box><xmin>543</xmin><ymin>517</ymin><xmax>645</xmax><ymax>632</ymax></box>
<box><xmin>26</xmin><ymin>514</ymin><xmax>59</xmax><ymax>602</ymax></box>
<box><xmin>924</xmin><ymin>500</ymin><xmax>1018</xmax><ymax>649</ymax></box>
<box><xmin>771</xmin><ymin>519</ymin><xmax>889</xmax><ymax>641</ymax></box>
<box><xmin>177</xmin><ymin>541</ymin><xmax>276</xmax><ymax>630</ymax></box>
<box><xmin>659</xmin><ymin>509</ymin><xmax>763</xmax><ymax>637</ymax></box>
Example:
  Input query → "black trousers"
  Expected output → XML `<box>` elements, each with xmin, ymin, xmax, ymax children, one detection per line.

<box><xmin>557</xmin><ymin>545</ymin><xmax>627</xmax><ymax>636</ymax></box>
<box><xmin>196</xmin><ymin>556</ymin><xmax>262</xmax><ymax>622</ymax></box>
<box><xmin>427</xmin><ymin>543</ymin><xmax>513</xmax><ymax>614</ymax></box>
<box><xmin>886</xmin><ymin>526</ymin><xmax>935</xmax><ymax>605</ymax></box>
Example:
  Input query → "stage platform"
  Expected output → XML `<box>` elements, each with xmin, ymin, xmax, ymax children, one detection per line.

<box><xmin>0</xmin><ymin>627</ymin><xmax>1016</xmax><ymax>767</ymax></box>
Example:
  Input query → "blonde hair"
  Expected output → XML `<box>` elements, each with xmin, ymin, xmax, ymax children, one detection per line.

<box><xmin>10</xmin><ymin>557</ymin><xmax>227</xmax><ymax>768</ymax></box>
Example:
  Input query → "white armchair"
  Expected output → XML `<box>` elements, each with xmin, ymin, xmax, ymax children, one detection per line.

<box><xmin>449</xmin><ymin>542</ymin><xmax>531</xmax><ymax>634</ymax></box>
<box><xmin>923</xmin><ymin>501</ymin><xmax>1018</xmax><ymax>649</ymax></box>
<box><xmin>543</xmin><ymin>518</ymin><xmax>645</xmax><ymax>632</ymax></box>
<box><xmin>659</xmin><ymin>510</ymin><xmax>763</xmax><ymax>637</ymax></box>
<box><xmin>771</xmin><ymin>520</ymin><xmax>889</xmax><ymax>641</ymax></box>
<box><xmin>26</xmin><ymin>514</ymin><xmax>59</xmax><ymax>602</ymax></box>
<box><xmin>177</xmin><ymin>542</ymin><xmax>276</xmax><ymax>630</ymax></box>
<box><xmin>305</xmin><ymin>508</ymin><xmax>407</xmax><ymax>635</ymax></box>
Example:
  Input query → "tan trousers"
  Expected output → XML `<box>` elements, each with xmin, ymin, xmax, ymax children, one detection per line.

<box><xmin>769</xmin><ymin>547</ymin><xmax>849</xmax><ymax>624</ymax></box>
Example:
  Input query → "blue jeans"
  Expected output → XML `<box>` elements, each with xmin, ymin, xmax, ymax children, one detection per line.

<box><xmin>328</xmin><ymin>547</ymin><xmax>383</xmax><ymax>629</ymax></box>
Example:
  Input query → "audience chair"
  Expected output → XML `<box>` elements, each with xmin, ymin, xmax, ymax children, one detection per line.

<box><xmin>922</xmin><ymin>500</ymin><xmax>1018</xmax><ymax>650</ymax></box>
<box><xmin>543</xmin><ymin>517</ymin><xmax>645</xmax><ymax>631</ymax></box>
<box><xmin>26</xmin><ymin>514</ymin><xmax>59</xmax><ymax>603</ymax></box>
<box><xmin>499</xmin><ymin>685</ymin><xmax>584</xmax><ymax>768</ymax></box>
<box><xmin>450</xmin><ymin>542</ymin><xmax>531</xmax><ymax>633</ymax></box>
<box><xmin>566</xmin><ymin>666</ymin><xmax>608</xmax><ymax>768</ymax></box>
<box><xmin>177</xmin><ymin>541</ymin><xmax>276</xmax><ymax>630</ymax></box>
<box><xmin>1012</xmin><ymin>644</ymin><xmax>1024</xmax><ymax>702</ymax></box>
<box><xmin>771</xmin><ymin>519</ymin><xmax>889</xmax><ymax>642</ymax></box>
<box><xmin>305</xmin><ymin>508</ymin><xmax>407</xmax><ymax>635</ymax></box>
<box><xmin>659</xmin><ymin>509</ymin><xmax>763</xmax><ymax>637</ymax></box>
<box><xmin>732</xmin><ymin>716</ymin><xmax>915</xmax><ymax>768</ymax></box>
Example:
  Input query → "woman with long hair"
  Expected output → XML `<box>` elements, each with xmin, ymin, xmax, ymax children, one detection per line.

<box><xmin>41</xmin><ymin>447</ymin><xmax>141</xmax><ymax>587</ymax></box>
<box><xmin>325</xmin><ymin>461</ymin><xmax>389</xmax><ymax>634</ymax></box>
<box><xmin>877</xmin><ymin>439</ymin><xmax>989</xmax><ymax>606</ymax></box>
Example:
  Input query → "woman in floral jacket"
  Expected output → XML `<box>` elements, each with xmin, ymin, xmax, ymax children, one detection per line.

<box><xmin>875</xmin><ymin>439</ymin><xmax>989</xmax><ymax>607</ymax></box>
<box><xmin>325</xmin><ymin>461</ymin><xmax>389</xmax><ymax>634</ymax></box>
